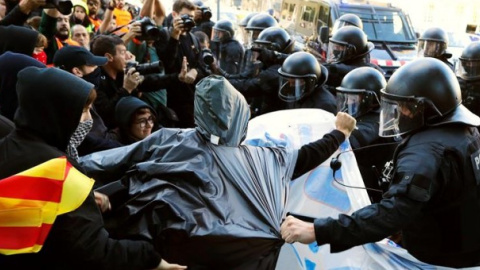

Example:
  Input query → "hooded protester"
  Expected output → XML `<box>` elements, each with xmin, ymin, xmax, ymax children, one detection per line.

<box><xmin>0</xmin><ymin>52</ymin><xmax>46</xmax><ymax>121</ymax></box>
<box><xmin>78</xmin><ymin>75</ymin><xmax>356</xmax><ymax>269</ymax></box>
<box><xmin>0</xmin><ymin>24</ymin><xmax>38</xmax><ymax>55</ymax></box>
<box><xmin>0</xmin><ymin>114</ymin><xmax>13</xmax><ymax>139</ymax></box>
<box><xmin>0</xmin><ymin>67</ymin><xmax>185</xmax><ymax>270</ymax></box>
<box><xmin>110</xmin><ymin>96</ymin><xmax>158</xmax><ymax>145</ymax></box>
<box><xmin>53</xmin><ymin>45</ymin><xmax>123</xmax><ymax>156</ymax></box>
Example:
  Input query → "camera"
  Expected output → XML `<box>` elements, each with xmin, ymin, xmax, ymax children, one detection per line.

<box><xmin>201</xmin><ymin>48</ymin><xmax>214</xmax><ymax>65</ymax></box>
<box><xmin>126</xmin><ymin>61</ymin><xmax>164</xmax><ymax>75</ymax></box>
<box><xmin>180</xmin><ymin>14</ymin><xmax>196</xmax><ymax>32</ymax></box>
<box><xmin>200</xmin><ymin>6</ymin><xmax>212</xmax><ymax>21</ymax></box>
<box><xmin>137</xmin><ymin>17</ymin><xmax>161</xmax><ymax>41</ymax></box>
<box><xmin>43</xmin><ymin>0</ymin><xmax>72</xmax><ymax>15</ymax></box>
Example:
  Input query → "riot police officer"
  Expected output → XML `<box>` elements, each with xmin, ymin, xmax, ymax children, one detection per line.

<box><xmin>324</xmin><ymin>26</ymin><xmax>384</xmax><ymax>95</ymax></box>
<box><xmin>417</xmin><ymin>27</ymin><xmax>454</xmax><ymax>70</ymax></box>
<box><xmin>332</xmin><ymin>13</ymin><xmax>363</xmax><ymax>34</ymax></box>
<box><xmin>277</xmin><ymin>51</ymin><xmax>336</xmax><ymax>114</ymax></box>
<box><xmin>336</xmin><ymin>67</ymin><xmax>398</xmax><ymax>203</ymax></box>
<box><xmin>238</xmin><ymin>12</ymin><xmax>259</xmax><ymax>49</ymax></box>
<box><xmin>224</xmin><ymin>26</ymin><xmax>295</xmax><ymax>116</ymax></box>
<box><xmin>240</xmin><ymin>13</ymin><xmax>278</xmax><ymax>75</ymax></box>
<box><xmin>281</xmin><ymin>57</ymin><xmax>480</xmax><ymax>268</ymax></box>
<box><xmin>211</xmin><ymin>19</ymin><xmax>244</xmax><ymax>75</ymax></box>
<box><xmin>456</xmin><ymin>41</ymin><xmax>480</xmax><ymax>117</ymax></box>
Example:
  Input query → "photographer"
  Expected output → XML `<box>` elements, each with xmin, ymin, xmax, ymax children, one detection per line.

<box><xmin>125</xmin><ymin>15</ymin><xmax>187</xmax><ymax>127</ymax></box>
<box><xmin>154</xmin><ymin>0</ymin><xmax>206</xmax><ymax>128</ymax></box>
<box><xmin>91</xmin><ymin>34</ymin><xmax>188</xmax><ymax>129</ymax></box>
<box><xmin>191</xmin><ymin>0</ymin><xmax>213</xmax><ymax>39</ymax></box>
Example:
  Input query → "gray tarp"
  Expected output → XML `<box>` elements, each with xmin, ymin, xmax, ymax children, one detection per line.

<box><xmin>79</xmin><ymin>76</ymin><xmax>298</xmax><ymax>269</ymax></box>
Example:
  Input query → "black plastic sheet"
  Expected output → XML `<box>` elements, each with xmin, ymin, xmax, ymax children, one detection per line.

<box><xmin>80</xmin><ymin>76</ymin><xmax>298</xmax><ymax>269</ymax></box>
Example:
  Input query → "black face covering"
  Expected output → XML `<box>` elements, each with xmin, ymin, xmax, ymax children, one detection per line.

<box><xmin>82</xmin><ymin>67</ymin><xmax>101</xmax><ymax>89</ymax></box>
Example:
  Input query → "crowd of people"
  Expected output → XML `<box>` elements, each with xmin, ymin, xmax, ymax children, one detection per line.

<box><xmin>1</xmin><ymin>0</ymin><xmax>480</xmax><ymax>268</ymax></box>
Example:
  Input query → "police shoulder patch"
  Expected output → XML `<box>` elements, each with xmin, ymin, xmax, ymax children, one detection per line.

<box><xmin>469</xmin><ymin>149</ymin><xmax>480</xmax><ymax>185</ymax></box>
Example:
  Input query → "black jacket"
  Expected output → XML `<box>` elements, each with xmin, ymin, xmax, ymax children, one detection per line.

<box><xmin>0</xmin><ymin>24</ymin><xmax>38</xmax><ymax>55</ymax></box>
<box><xmin>154</xmin><ymin>28</ymin><xmax>206</xmax><ymax>127</ymax></box>
<box><xmin>0</xmin><ymin>67</ymin><xmax>161</xmax><ymax>269</ymax></box>
<box><xmin>0</xmin><ymin>52</ymin><xmax>46</xmax><ymax>120</ymax></box>
<box><xmin>325</xmin><ymin>57</ymin><xmax>384</xmax><ymax>95</ymax></box>
<box><xmin>212</xmin><ymin>39</ymin><xmax>244</xmax><ymax>75</ymax></box>
<box><xmin>229</xmin><ymin>64</ymin><xmax>285</xmax><ymax>115</ymax></box>
<box><xmin>314</xmin><ymin>124</ymin><xmax>480</xmax><ymax>268</ymax></box>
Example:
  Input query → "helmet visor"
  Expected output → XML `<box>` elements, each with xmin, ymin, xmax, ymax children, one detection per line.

<box><xmin>327</xmin><ymin>41</ymin><xmax>353</xmax><ymax>63</ymax></box>
<box><xmin>246</xmin><ymin>29</ymin><xmax>261</xmax><ymax>48</ymax></box>
<box><xmin>417</xmin><ymin>40</ymin><xmax>447</xmax><ymax>58</ymax></box>
<box><xmin>278</xmin><ymin>76</ymin><xmax>310</xmax><ymax>102</ymax></box>
<box><xmin>336</xmin><ymin>90</ymin><xmax>369</xmax><ymax>117</ymax></box>
<box><xmin>456</xmin><ymin>59</ymin><xmax>480</xmax><ymax>80</ymax></box>
<box><xmin>379</xmin><ymin>92</ymin><xmax>425</xmax><ymax>137</ymax></box>
<box><xmin>212</xmin><ymin>28</ymin><xmax>227</xmax><ymax>42</ymax></box>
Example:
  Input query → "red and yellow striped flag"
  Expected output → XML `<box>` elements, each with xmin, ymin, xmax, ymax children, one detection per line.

<box><xmin>0</xmin><ymin>157</ymin><xmax>94</xmax><ymax>255</ymax></box>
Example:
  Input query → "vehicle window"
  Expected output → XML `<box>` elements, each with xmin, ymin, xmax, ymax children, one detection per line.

<box><xmin>340</xmin><ymin>7</ymin><xmax>416</xmax><ymax>42</ymax></box>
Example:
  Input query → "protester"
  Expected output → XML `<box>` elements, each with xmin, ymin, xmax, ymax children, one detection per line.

<box><xmin>0</xmin><ymin>24</ymin><xmax>39</xmax><ymax>56</ymax></box>
<box><xmin>87</xmin><ymin>0</ymin><xmax>102</xmax><ymax>31</ymax></box>
<box><xmin>0</xmin><ymin>66</ymin><xmax>186</xmax><ymax>270</ymax></box>
<box><xmin>71</xmin><ymin>24</ymin><xmax>90</xmax><ymax>49</ymax></box>
<box><xmin>53</xmin><ymin>45</ymin><xmax>123</xmax><ymax>155</ymax></box>
<box><xmin>109</xmin><ymin>96</ymin><xmax>158</xmax><ymax>145</ymax></box>
<box><xmin>79</xmin><ymin>75</ymin><xmax>356</xmax><ymax>268</ymax></box>
<box><xmin>0</xmin><ymin>52</ymin><xmax>46</xmax><ymax>120</ymax></box>
<box><xmin>70</xmin><ymin>0</ymin><xmax>93</xmax><ymax>33</ymax></box>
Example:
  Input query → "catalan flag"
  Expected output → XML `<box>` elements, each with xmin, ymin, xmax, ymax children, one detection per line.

<box><xmin>0</xmin><ymin>157</ymin><xmax>94</xmax><ymax>255</ymax></box>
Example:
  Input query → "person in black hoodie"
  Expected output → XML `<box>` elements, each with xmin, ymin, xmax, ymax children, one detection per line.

<box><xmin>53</xmin><ymin>45</ymin><xmax>123</xmax><ymax>156</ymax></box>
<box><xmin>0</xmin><ymin>114</ymin><xmax>13</xmax><ymax>139</ymax></box>
<box><xmin>0</xmin><ymin>52</ymin><xmax>46</xmax><ymax>120</ymax></box>
<box><xmin>0</xmin><ymin>24</ymin><xmax>38</xmax><ymax>56</ymax></box>
<box><xmin>0</xmin><ymin>67</ymin><xmax>186</xmax><ymax>270</ymax></box>
<box><xmin>109</xmin><ymin>96</ymin><xmax>158</xmax><ymax>145</ymax></box>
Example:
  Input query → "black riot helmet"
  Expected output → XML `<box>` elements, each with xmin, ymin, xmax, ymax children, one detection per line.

<box><xmin>277</xmin><ymin>51</ymin><xmax>328</xmax><ymax>102</ymax></box>
<box><xmin>456</xmin><ymin>41</ymin><xmax>480</xmax><ymax>81</ymax></box>
<box><xmin>379</xmin><ymin>58</ymin><xmax>480</xmax><ymax>138</ymax></box>
<box><xmin>238</xmin><ymin>12</ymin><xmax>258</xmax><ymax>47</ymax></box>
<box><xmin>336</xmin><ymin>67</ymin><xmax>386</xmax><ymax>117</ymax></box>
<box><xmin>244</xmin><ymin>14</ymin><xmax>278</xmax><ymax>47</ymax></box>
<box><xmin>212</xmin><ymin>19</ymin><xmax>235</xmax><ymax>43</ymax></box>
<box><xmin>327</xmin><ymin>26</ymin><xmax>374</xmax><ymax>63</ymax></box>
<box><xmin>253</xmin><ymin>27</ymin><xmax>295</xmax><ymax>54</ymax></box>
<box><xmin>332</xmin><ymin>13</ymin><xmax>363</xmax><ymax>34</ymax></box>
<box><xmin>239</xmin><ymin>12</ymin><xmax>259</xmax><ymax>28</ymax></box>
<box><xmin>417</xmin><ymin>27</ymin><xmax>449</xmax><ymax>58</ymax></box>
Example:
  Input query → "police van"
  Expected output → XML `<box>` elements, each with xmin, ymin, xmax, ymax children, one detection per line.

<box><xmin>275</xmin><ymin>0</ymin><xmax>418</xmax><ymax>78</ymax></box>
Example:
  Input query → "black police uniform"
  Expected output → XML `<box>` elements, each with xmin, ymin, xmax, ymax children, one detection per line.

<box><xmin>314</xmin><ymin>124</ymin><xmax>480</xmax><ymax>268</ymax></box>
<box><xmin>459</xmin><ymin>78</ymin><xmax>480</xmax><ymax>117</ymax></box>
<box><xmin>349</xmin><ymin>112</ymin><xmax>398</xmax><ymax>203</ymax></box>
<box><xmin>214</xmin><ymin>39</ymin><xmax>244</xmax><ymax>75</ymax></box>
<box><xmin>325</xmin><ymin>58</ymin><xmax>384</xmax><ymax>95</ymax></box>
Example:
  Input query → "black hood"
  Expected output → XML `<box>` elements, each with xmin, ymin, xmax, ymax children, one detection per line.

<box><xmin>0</xmin><ymin>25</ymin><xmax>38</xmax><ymax>56</ymax></box>
<box><xmin>15</xmin><ymin>67</ymin><xmax>94</xmax><ymax>151</ymax></box>
<box><xmin>115</xmin><ymin>96</ymin><xmax>156</xmax><ymax>131</ymax></box>
<box><xmin>0</xmin><ymin>52</ymin><xmax>46</xmax><ymax>120</ymax></box>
